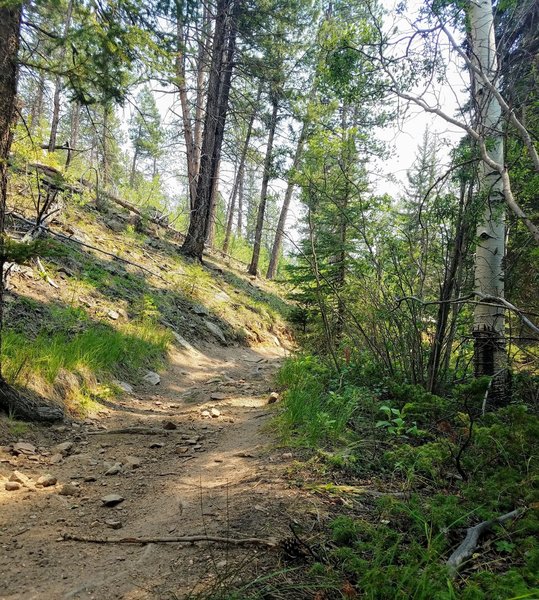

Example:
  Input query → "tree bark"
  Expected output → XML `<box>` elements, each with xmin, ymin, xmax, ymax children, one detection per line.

<box><xmin>426</xmin><ymin>179</ymin><xmax>471</xmax><ymax>393</ymax></box>
<box><xmin>237</xmin><ymin>163</ymin><xmax>244</xmax><ymax>235</ymax></box>
<box><xmin>176</xmin><ymin>5</ymin><xmax>198</xmax><ymax>211</ymax></box>
<box><xmin>181</xmin><ymin>0</ymin><xmax>239</xmax><ymax>260</ymax></box>
<box><xmin>267</xmin><ymin>124</ymin><xmax>306</xmax><ymax>278</ymax></box>
<box><xmin>0</xmin><ymin>4</ymin><xmax>63</xmax><ymax>421</ymax></box>
<box><xmin>248</xmin><ymin>95</ymin><xmax>279</xmax><ymax>276</ymax></box>
<box><xmin>469</xmin><ymin>0</ymin><xmax>509</xmax><ymax>406</ymax></box>
<box><xmin>223</xmin><ymin>94</ymin><xmax>259</xmax><ymax>253</ymax></box>
<box><xmin>47</xmin><ymin>0</ymin><xmax>74</xmax><ymax>151</ymax></box>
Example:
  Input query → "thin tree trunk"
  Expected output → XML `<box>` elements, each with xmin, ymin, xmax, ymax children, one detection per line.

<box><xmin>181</xmin><ymin>0</ymin><xmax>239</xmax><ymax>260</ymax></box>
<box><xmin>65</xmin><ymin>100</ymin><xmax>80</xmax><ymax>168</ymax></box>
<box><xmin>206</xmin><ymin>159</ymin><xmax>220</xmax><ymax>247</ymax></box>
<box><xmin>176</xmin><ymin>5</ymin><xmax>198</xmax><ymax>211</ymax></box>
<box><xmin>47</xmin><ymin>0</ymin><xmax>74</xmax><ymax>151</ymax></box>
<box><xmin>426</xmin><ymin>179</ymin><xmax>470</xmax><ymax>393</ymax></box>
<box><xmin>129</xmin><ymin>124</ymin><xmax>141</xmax><ymax>188</ymax></box>
<box><xmin>248</xmin><ymin>95</ymin><xmax>279</xmax><ymax>276</ymax></box>
<box><xmin>194</xmin><ymin>3</ymin><xmax>211</xmax><ymax>176</ymax></box>
<box><xmin>30</xmin><ymin>71</ymin><xmax>45</xmax><ymax>135</ymax></box>
<box><xmin>267</xmin><ymin>124</ymin><xmax>306</xmax><ymax>278</ymax></box>
<box><xmin>223</xmin><ymin>95</ymin><xmax>259</xmax><ymax>253</ymax></box>
<box><xmin>470</xmin><ymin>0</ymin><xmax>508</xmax><ymax>406</ymax></box>
<box><xmin>237</xmin><ymin>165</ymin><xmax>244</xmax><ymax>236</ymax></box>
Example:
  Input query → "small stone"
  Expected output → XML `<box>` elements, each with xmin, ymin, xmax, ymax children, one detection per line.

<box><xmin>201</xmin><ymin>410</ymin><xmax>211</xmax><ymax>418</ymax></box>
<box><xmin>5</xmin><ymin>481</ymin><xmax>21</xmax><ymax>491</ymax></box>
<box><xmin>163</xmin><ymin>421</ymin><xmax>177</xmax><ymax>431</ymax></box>
<box><xmin>117</xmin><ymin>308</ymin><xmax>128</xmax><ymax>320</ymax></box>
<box><xmin>210</xmin><ymin>392</ymin><xmax>227</xmax><ymax>401</ymax></box>
<box><xmin>107</xmin><ymin>310</ymin><xmax>120</xmax><ymax>320</ymax></box>
<box><xmin>101</xmin><ymin>494</ymin><xmax>125</xmax><ymax>507</ymax></box>
<box><xmin>36</xmin><ymin>474</ymin><xmax>57</xmax><ymax>487</ymax></box>
<box><xmin>282</xmin><ymin>453</ymin><xmax>293</xmax><ymax>459</ymax></box>
<box><xmin>149</xmin><ymin>442</ymin><xmax>164</xmax><ymax>449</ymax></box>
<box><xmin>59</xmin><ymin>483</ymin><xmax>79</xmax><ymax>496</ymax></box>
<box><xmin>116</xmin><ymin>381</ymin><xmax>134</xmax><ymax>394</ymax></box>
<box><xmin>185</xmin><ymin>439</ymin><xmax>198</xmax><ymax>445</ymax></box>
<box><xmin>9</xmin><ymin>471</ymin><xmax>32</xmax><ymax>486</ymax></box>
<box><xmin>84</xmin><ymin>476</ymin><xmax>97</xmax><ymax>482</ymax></box>
<box><xmin>53</xmin><ymin>442</ymin><xmax>74</xmax><ymax>455</ymax></box>
<box><xmin>13</xmin><ymin>442</ymin><xmax>36</xmax><ymax>455</ymax></box>
<box><xmin>105</xmin><ymin>463</ymin><xmax>123</xmax><ymax>476</ymax></box>
<box><xmin>105</xmin><ymin>519</ymin><xmax>123</xmax><ymax>530</ymax></box>
<box><xmin>174</xmin><ymin>446</ymin><xmax>189</xmax><ymax>454</ymax></box>
<box><xmin>210</xmin><ymin>408</ymin><xmax>220</xmax><ymax>418</ymax></box>
<box><xmin>49</xmin><ymin>453</ymin><xmax>63</xmax><ymax>464</ymax></box>
<box><xmin>204</xmin><ymin>320</ymin><xmax>226</xmax><ymax>344</ymax></box>
<box><xmin>124</xmin><ymin>456</ymin><xmax>142</xmax><ymax>469</ymax></box>
<box><xmin>267</xmin><ymin>392</ymin><xmax>280</xmax><ymax>404</ymax></box>
<box><xmin>143</xmin><ymin>371</ymin><xmax>160</xmax><ymax>385</ymax></box>
<box><xmin>192</xmin><ymin>304</ymin><xmax>209</xmax><ymax>316</ymax></box>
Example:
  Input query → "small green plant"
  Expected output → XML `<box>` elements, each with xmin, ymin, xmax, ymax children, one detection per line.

<box><xmin>376</xmin><ymin>405</ymin><xmax>419</xmax><ymax>437</ymax></box>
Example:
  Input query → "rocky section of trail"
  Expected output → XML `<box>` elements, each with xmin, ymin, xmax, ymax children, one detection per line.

<box><xmin>0</xmin><ymin>340</ymin><xmax>317</xmax><ymax>600</ymax></box>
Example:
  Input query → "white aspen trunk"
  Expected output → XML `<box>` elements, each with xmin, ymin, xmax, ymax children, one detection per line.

<box><xmin>470</xmin><ymin>0</ymin><xmax>508</xmax><ymax>405</ymax></box>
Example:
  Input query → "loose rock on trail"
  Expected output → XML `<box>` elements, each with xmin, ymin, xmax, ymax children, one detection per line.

<box><xmin>0</xmin><ymin>338</ymin><xmax>310</xmax><ymax>599</ymax></box>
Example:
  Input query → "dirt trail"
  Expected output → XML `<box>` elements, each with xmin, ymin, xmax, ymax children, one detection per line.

<box><xmin>0</xmin><ymin>339</ymin><xmax>311</xmax><ymax>599</ymax></box>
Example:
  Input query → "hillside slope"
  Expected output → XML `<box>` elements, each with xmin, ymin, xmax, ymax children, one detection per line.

<box><xmin>1</xmin><ymin>190</ymin><xmax>293</xmax><ymax>423</ymax></box>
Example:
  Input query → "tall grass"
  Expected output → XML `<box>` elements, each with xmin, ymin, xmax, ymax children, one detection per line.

<box><xmin>2</xmin><ymin>318</ymin><xmax>172</xmax><ymax>399</ymax></box>
<box><xmin>276</xmin><ymin>355</ymin><xmax>359</xmax><ymax>445</ymax></box>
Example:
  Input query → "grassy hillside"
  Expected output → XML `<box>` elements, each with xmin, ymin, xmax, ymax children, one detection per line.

<box><xmin>2</xmin><ymin>182</ymin><xmax>292</xmax><ymax>419</ymax></box>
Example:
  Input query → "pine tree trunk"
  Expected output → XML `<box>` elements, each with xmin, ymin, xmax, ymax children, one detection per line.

<box><xmin>176</xmin><ymin>8</ymin><xmax>198</xmax><ymax>211</ymax></box>
<box><xmin>267</xmin><ymin>124</ymin><xmax>306</xmax><ymax>279</ymax></box>
<box><xmin>0</xmin><ymin>4</ymin><xmax>63</xmax><ymax>421</ymax></box>
<box><xmin>223</xmin><ymin>97</ymin><xmax>258</xmax><ymax>253</ymax></box>
<box><xmin>47</xmin><ymin>0</ymin><xmax>73</xmax><ymax>151</ymax></box>
<box><xmin>181</xmin><ymin>0</ymin><xmax>238</xmax><ymax>260</ymax></box>
<box><xmin>30</xmin><ymin>71</ymin><xmax>45</xmax><ymax>135</ymax></box>
<box><xmin>470</xmin><ymin>0</ymin><xmax>508</xmax><ymax>406</ymax></box>
<box><xmin>206</xmin><ymin>160</ymin><xmax>221</xmax><ymax>247</ymax></box>
<box><xmin>237</xmin><ymin>165</ymin><xmax>244</xmax><ymax>235</ymax></box>
<box><xmin>248</xmin><ymin>95</ymin><xmax>279</xmax><ymax>276</ymax></box>
<box><xmin>194</xmin><ymin>3</ymin><xmax>211</xmax><ymax>176</ymax></box>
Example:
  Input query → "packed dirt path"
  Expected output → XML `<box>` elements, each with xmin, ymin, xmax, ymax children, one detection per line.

<box><xmin>0</xmin><ymin>339</ymin><xmax>312</xmax><ymax>599</ymax></box>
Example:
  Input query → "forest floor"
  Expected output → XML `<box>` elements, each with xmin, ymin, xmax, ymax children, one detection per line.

<box><xmin>0</xmin><ymin>335</ymin><xmax>320</xmax><ymax>600</ymax></box>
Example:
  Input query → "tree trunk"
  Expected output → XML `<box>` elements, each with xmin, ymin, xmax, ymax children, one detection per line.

<box><xmin>65</xmin><ymin>100</ymin><xmax>80</xmax><ymax>168</ymax></box>
<box><xmin>426</xmin><ymin>179</ymin><xmax>470</xmax><ymax>393</ymax></box>
<box><xmin>223</xmin><ymin>95</ymin><xmax>259</xmax><ymax>253</ymax></box>
<box><xmin>206</xmin><ymin>159</ymin><xmax>221</xmax><ymax>247</ymax></box>
<box><xmin>176</xmin><ymin>6</ymin><xmax>198</xmax><ymax>211</ymax></box>
<box><xmin>181</xmin><ymin>0</ymin><xmax>238</xmax><ymax>260</ymax></box>
<box><xmin>470</xmin><ymin>0</ymin><xmax>508</xmax><ymax>406</ymax></box>
<box><xmin>30</xmin><ymin>71</ymin><xmax>45</xmax><ymax>135</ymax></box>
<box><xmin>47</xmin><ymin>0</ymin><xmax>74</xmax><ymax>151</ymax></box>
<box><xmin>129</xmin><ymin>125</ymin><xmax>141</xmax><ymax>188</ymax></box>
<box><xmin>267</xmin><ymin>123</ymin><xmax>306</xmax><ymax>279</ymax></box>
<box><xmin>237</xmin><ymin>164</ymin><xmax>244</xmax><ymax>235</ymax></box>
<box><xmin>248</xmin><ymin>95</ymin><xmax>279</xmax><ymax>276</ymax></box>
<box><xmin>0</xmin><ymin>4</ymin><xmax>63</xmax><ymax>421</ymax></box>
<box><xmin>194</xmin><ymin>2</ymin><xmax>211</xmax><ymax>177</ymax></box>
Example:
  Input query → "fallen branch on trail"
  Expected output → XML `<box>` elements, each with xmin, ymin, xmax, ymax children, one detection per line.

<box><xmin>446</xmin><ymin>507</ymin><xmax>524</xmax><ymax>575</ymax></box>
<box><xmin>85</xmin><ymin>427</ymin><xmax>166</xmax><ymax>435</ymax></box>
<box><xmin>62</xmin><ymin>532</ymin><xmax>278</xmax><ymax>548</ymax></box>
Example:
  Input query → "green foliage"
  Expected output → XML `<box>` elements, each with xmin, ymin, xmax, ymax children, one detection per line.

<box><xmin>376</xmin><ymin>405</ymin><xmax>419</xmax><ymax>437</ymax></box>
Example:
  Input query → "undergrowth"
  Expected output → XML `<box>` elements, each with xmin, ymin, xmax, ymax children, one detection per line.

<box><xmin>269</xmin><ymin>354</ymin><xmax>539</xmax><ymax>599</ymax></box>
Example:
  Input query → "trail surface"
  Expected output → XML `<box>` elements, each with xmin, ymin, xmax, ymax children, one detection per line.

<box><xmin>0</xmin><ymin>339</ymin><xmax>309</xmax><ymax>599</ymax></box>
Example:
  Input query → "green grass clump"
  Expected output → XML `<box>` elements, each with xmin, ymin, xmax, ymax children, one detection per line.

<box><xmin>2</xmin><ymin>303</ymin><xmax>172</xmax><ymax>413</ymax></box>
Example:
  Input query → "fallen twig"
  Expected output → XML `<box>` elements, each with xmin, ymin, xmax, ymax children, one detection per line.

<box><xmin>61</xmin><ymin>532</ymin><xmax>278</xmax><ymax>548</ymax></box>
<box><xmin>86</xmin><ymin>427</ymin><xmax>167</xmax><ymax>435</ymax></box>
<box><xmin>447</xmin><ymin>507</ymin><xmax>524</xmax><ymax>575</ymax></box>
